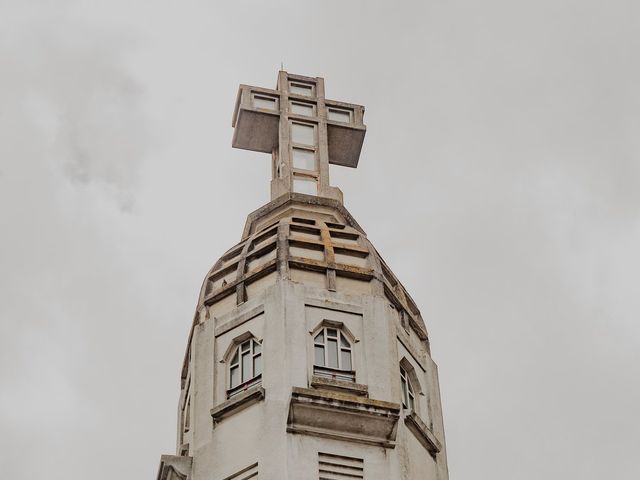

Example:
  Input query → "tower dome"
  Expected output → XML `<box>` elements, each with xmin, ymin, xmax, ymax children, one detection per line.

<box><xmin>195</xmin><ymin>194</ymin><xmax>428</xmax><ymax>346</ymax></box>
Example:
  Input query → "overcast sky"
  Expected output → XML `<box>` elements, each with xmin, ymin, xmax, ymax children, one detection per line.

<box><xmin>1</xmin><ymin>0</ymin><xmax>639</xmax><ymax>478</ymax></box>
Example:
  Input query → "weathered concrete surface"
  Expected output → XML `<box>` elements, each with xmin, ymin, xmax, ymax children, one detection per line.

<box><xmin>157</xmin><ymin>202</ymin><xmax>449</xmax><ymax>480</ymax></box>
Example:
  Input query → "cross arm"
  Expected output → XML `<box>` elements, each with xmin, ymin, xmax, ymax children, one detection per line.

<box><xmin>232</xmin><ymin>84</ymin><xmax>281</xmax><ymax>153</ymax></box>
<box><xmin>324</xmin><ymin>98</ymin><xmax>366</xmax><ymax>168</ymax></box>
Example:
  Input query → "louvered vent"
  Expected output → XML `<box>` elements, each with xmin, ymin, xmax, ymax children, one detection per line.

<box><xmin>221</xmin><ymin>462</ymin><xmax>258</xmax><ymax>480</ymax></box>
<box><xmin>318</xmin><ymin>452</ymin><xmax>364</xmax><ymax>480</ymax></box>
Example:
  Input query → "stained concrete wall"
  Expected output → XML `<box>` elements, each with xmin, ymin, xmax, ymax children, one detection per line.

<box><xmin>176</xmin><ymin>276</ymin><xmax>447</xmax><ymax>480</ymax></box>
<box><xmin>160</xmin><ymin>199</ymin><xmax>449</xmax><ymax>480</ymax></box>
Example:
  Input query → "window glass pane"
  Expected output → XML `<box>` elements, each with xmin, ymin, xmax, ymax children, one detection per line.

<box><xmin>314</xmin><ymin>331</ymin><xmax>324</xmax><ymax>344</ymax></box>
<box><xmin>291</xmin><ymin>101</ymin><xmax>314</xmax><ymax>116</ymax></box>
<box><xmin>314</xmin><ymin>345</ymin><xmax>325</xmax><ymax>366</ymax></box>
<box><xmin>293</xmin><ymin>177</ymin><xmax>317</xmax><ymax>195</ymax></box>
<box><xmin>340</xmin><ymin>334</ymin><xmax>349</xmax><ymax>348</ymax></box>
<box><xmin>241</xmin><ymin>341</ymin><xmax>250</xmax><ymax>353</ymax></box>
<box><xmin>401</xmin><ymin>376</ymin><xmax>408</xmax><ymax>407</ymax></box>
<box><xmin>327</xmin><ymin>339</ymin><xmax>338</xmax><ymax>368</ymax></box>
<box><xmin>291</xmin><ymin>123</ymin><xmax>314</xmax><ymax>145</ymax></box>
<box><xmin>253</xmin><ymin>342</ymin><xmax>261</xmax><ymax>355</ymax></box>
<box><xmin>341</xmin><ymin>349</ymin><xmax>352</xmax><ymax>370</ymax></box>
<box><xmin>230</xmin><ymin>366</ymin><xmax>240</xmax><ymax>388</ymax></box>
<box><xmin>328</xmin><ymin>108</ymin><xmax>351</xmax><ymax>123</ymax></box>
<box><xmin>253</xmin><ymin>95</ymin><xmax>277</xmax><ymax>111</ymax></box>
<box><xmin>242</xmin><ymin>352</ymin><xmax>251</xmax><ymax>380</ymax></box>
<box><xmin>292</xmin><ymin>148</ymin><xmax>316</xmax><ymax>171</ymax></box>
<box><xmin>326</xmin><ymin>328</ymin><xmax>337</xmax><ymax>338</ymax></box>
<box><xmin>253</xmin><ymin>354</ymin><xmax>262</xmax><ymax>376</ymax></box>
<box><xmin>231</xmin><ymin>350</ymin><xmax>239</xmax><ymax>365</ymax></box>
<box><xmin>290</xmin><ymin>82</ymin><xmax>313</xmax><ymax>97</ymax></box>
<box><xmin>408</xmin><ymin>394</ymin><xmax>414</xmax><ymax>410</ymax></box>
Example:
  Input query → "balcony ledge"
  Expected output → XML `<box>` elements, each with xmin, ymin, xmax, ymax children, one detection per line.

<box><xmin>287</xmin><ymin>387</ymin><xmax>400</xmax><ymax>448</ymax></box>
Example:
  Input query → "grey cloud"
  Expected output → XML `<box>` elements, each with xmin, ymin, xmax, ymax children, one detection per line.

<box><xmin>2</xmin><ymin>0</ymin><xmax>639</xmax><ymax>479</ymax></box>
<box><xmin>2</xmin><ymin>4</ymin><xmax>147</xmax><ymax>209</ymax></box>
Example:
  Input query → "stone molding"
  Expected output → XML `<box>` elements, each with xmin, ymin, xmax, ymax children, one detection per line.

<box><xmin>304</xmin><ymin>297</ymin><xmax>363</xmax><ymax>315</ymax></box>
<box><xmin>404</xmin><ymin>410</ymin><xmax>442</xmax><ymax>456</ymax></box>
<box><xmin>287</xmin><ymin>387</ymin><xmax>400</xmax><ymax>448</ymax></box>
<box><xmin>214</xmin><ymin>303</ymin><xmax>265</xmax><ymax>337</ymax></box>
<box><xmin>210</xmin><ymin>386</ymin><xmax>265</xmax><ymax>424</ymax></box>
<box><xmin>242</xmin><ymin>193</ymin><xmax>365</xmax><ymax>238</ymax></box>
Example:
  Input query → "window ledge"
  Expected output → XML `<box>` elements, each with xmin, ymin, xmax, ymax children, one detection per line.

<box><xmin>210</xmin><ymin>385</ymin><xmax>265</xmax><ymax>424</ymax></box>
<box><xmin>404</xmin><ymin>410</ymin><xmax>442</xmax><ymax>456</ymax></box>
<box><xmin>311</xmin><ymin>375</ymin><xmax>368</xmax><ymax>397</ymax></box>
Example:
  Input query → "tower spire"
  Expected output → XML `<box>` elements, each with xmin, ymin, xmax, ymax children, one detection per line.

<box><xmin>156</xmin><ymin>71</ymin><xmax>449</xmax><ymax>480</ymax></box>
<box><xmin>231</xmin><ymin>71</ymin><xmax>366</xmax><ymax>202</ymax></box>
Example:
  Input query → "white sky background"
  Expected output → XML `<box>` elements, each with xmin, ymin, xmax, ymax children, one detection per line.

<box><xmin>1</xmin><ymin>0</ymin><xmax>639</xmax><ymax>478</ymax></box>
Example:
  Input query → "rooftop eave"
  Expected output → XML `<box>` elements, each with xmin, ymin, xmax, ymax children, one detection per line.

<box><xmin>241</xmin><ymin>193</ymin><xmax>366</xmax><ymax>240</ymax></box>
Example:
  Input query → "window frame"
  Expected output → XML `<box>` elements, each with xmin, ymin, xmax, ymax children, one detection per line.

<box><xmin>291</xmin><ymin>146</ymin><xmax>317</xmax><ymax>172</ymax></box>
<box><xmin>181</xmin><ymin>378</ymin><xmax>191</xmax><ymax>435</ymax></box>
<box><xmin>290</xmin><ymin>120</ymin><xmax>317</xmax><ymax>147</ymax></box>
<box><xmin>327</xmin><ymin>106</ymin><xmax>353</xmax><ymax>123</ymax></box>
<box><xmin>227</xmin><ymin>338</ymin><xmax>263</xmax><ymax>398</ymax></box>
<box><xmin>289</xmin><ymin>80</ymin><xmax>315</xmax><ymax>97</ymax></box>
<box><xmin>313</xmin><ymin>326</ymin><xmax>353</xmax><ymax>372</ymax></box>
<box><xmin>400</xmin><ymin>365</ymin><xmax>416</xmax><ymax>410</ymax></box>
<box><xmin>290</xmin><ymin>100</ymin><xmax>316</xmax><ymax>117</ymax></box>
<box><xmin>251</xmin><ymin>92</ymin><xmax>279</xmax><ymax>112</ymax></box>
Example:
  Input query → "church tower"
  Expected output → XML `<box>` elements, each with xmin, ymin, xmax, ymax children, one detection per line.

<box><xmin>156</xmin><ymin>71</ymin><xmax>449</xmax><ymax>480</ymax></box>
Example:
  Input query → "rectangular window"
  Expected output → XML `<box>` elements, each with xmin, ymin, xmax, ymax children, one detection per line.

<box><xmin>314</xmin><ymin>345</ymin><xmax>325</xmax><ymax>366</ymax></box>
<box><xmin>242</xmin><ymin>352</ymin><xmax>251</xmax><ymax>380</ymax></box>
<box><xmin>184</xmin><ymin>396</ymin><xmax>191</xmax><ymax>432</ymax></box>
<box><xmin>293</xmin><ymin>177</ymin><xmax>317</xmax><ymax>195</ymax></box>
<box><xmin>289</xmin><ymin>81</ymin><xmax>314</xmax><ymax>97</ymax></box>
<box><xmin>328</xmin><ymin>108</ymin><xmax>352</xmax><ymax>123</ymax></box>
<box><xmin>252</xmin><ymin>94</ymin><xmax>278</xmax><ymax>111</ymax></box>
<box><xmin>327</xmin><ymin>339</ymin><xmax>338</xmax><ymax>368</ymax></box>
<box><xmin>292</xmin><ymin>148</ymin><xmax>316</xmax><ymax>171</ymax></box>
<box><xmin>253</xmin><ymin>355</ymin><xmax>262</xmax><ymax>376</ymax></box>
<box><xmin>290</xmin><ymin>101</ymin><xmax>315</xmax><ymax>116</ymax></box>
<box><xmin>291</xmin><ymin>122</ymin><xmax>315</xmax><ymax>146</ymax></box>
<box><xmin>341</xmin><ymin>350</ymin><xmax>352</xmax><ymax>370</ymax></box>
<box><xmin>230</xmin><ymin>365</ymin><xmax>240</xmax><ymax>388</ymax></box>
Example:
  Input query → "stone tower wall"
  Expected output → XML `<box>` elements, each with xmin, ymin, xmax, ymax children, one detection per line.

<box><xmin>157</xmin><ymin>197</ymin><xmax>448</xmax><ymax>480</ymax></box>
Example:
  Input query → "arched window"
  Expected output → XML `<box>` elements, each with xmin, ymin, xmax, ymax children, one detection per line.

<box><xmin>313</xmin><ymin>327</ymin><xmax>354</xmax><ymax>381</ymax></box>
<box><xmin>228</xmin><ymin>338</ymin><xmax>262</xmax><ymax>397</ymax></box>
<box><xmin>400</xmin><ymin>365</ymin><xmax>415</xmax><ymax>410</ymax></box>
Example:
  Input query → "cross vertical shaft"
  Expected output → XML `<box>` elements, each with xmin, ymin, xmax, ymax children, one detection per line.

<box><xmin>232</xmin><ymin>71</ymin><xmax>366</xmax><ymax>203</ymax></box>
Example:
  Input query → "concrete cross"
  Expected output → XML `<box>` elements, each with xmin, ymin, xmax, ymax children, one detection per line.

<box><xmin>232</xmin><ymin>71</ymin><xmax>366</xmax><ymax>203</ymax></box>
